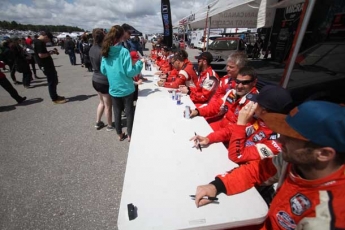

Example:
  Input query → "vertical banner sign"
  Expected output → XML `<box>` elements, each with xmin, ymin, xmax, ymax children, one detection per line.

<box><xmin>161</xmin><ymin>0</ymin><xmax>173</xmax><ymax>47</ymax></box>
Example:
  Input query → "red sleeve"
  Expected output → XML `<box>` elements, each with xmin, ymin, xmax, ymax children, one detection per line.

<box><xmin>197</xmin><ymin>97</ymin><xmax>223</xmax><ymax>117</ymax></box>
<box><xmin>228</xmin><ymin>125</ymin><xmax>282</xmax><ymax>164</ymax></box>
<box><xmin>189</xmin><ymin>76</ymin><xmax>219</xmax><ymax>104</ymax></box>
<box><xmin>164</xmin><ymin>74</ymin><xmax>186</xmax><ymax>88</ymax></box>
<box><xmin>207</xmin><ymin>124</ymin><xmax>235</xmax><ymax>144</ymax></box>
<box><xmin>217</xmin><ymin>158</ymin><xmax>277</xmax><ymax>195</ymax></box>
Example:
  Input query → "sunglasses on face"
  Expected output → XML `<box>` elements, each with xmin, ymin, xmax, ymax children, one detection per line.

<box><xmin>235</xmin><ymin>79</ymin><xmax>254</xmax><ymax>85</ymax></box>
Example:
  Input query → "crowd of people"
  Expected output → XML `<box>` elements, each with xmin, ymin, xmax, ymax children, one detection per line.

<box><xmin>148</xmin><ymin>34</ymin><xmax>345</xmax><ymax>229</ymax></box>
<box><xmin>1</xmin><ymin>23</ymin><xmax>344</xmax><ymax>229</ymax></box>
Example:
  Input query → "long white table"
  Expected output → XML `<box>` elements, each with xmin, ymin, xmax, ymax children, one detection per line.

<box><xmin>117</xmin><ymin>68</ymin><xmax>268</xmax><ymax>229</ymax></box>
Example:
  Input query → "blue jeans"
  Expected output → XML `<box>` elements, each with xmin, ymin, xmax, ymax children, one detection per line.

<box><xmin>111</xmin><ymin>93</ymin><xmax>135</xmax><ymax>137</ymax></box>
<box><xmin>67</xmin><ymin>50</ymin><xmax>76</xmax><ymax>65</ymax></box>
<box><xmin>43</xmin><ymin>68</ymin><xmax>59</xmax><ymax>101</ymax></box>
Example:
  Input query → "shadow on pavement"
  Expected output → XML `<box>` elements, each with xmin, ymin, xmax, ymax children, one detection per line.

<box><xmin>0</xmin><ymin>104</ymin><xmax>16</xmax><ymax>112</ymax></box>
<box><xmin>17</xmin><ymin>98</ymin><xmax>44</xmax><ymax>106</ymax></box>
<box><xmin>67</xmin><ymin>94</ymin><xmax>97</xmax><ymax>102</ymax></box>
<box><xmin>32</xmin><ymin>82</ymin><xmax>48</xmax><ymax>88</ymax></box>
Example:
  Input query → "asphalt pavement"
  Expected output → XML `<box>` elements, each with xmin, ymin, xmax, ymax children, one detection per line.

<box><xmin>0</xmin><ymin>44</ymin><xmax>201</xmax><ymax>230</ymax></box>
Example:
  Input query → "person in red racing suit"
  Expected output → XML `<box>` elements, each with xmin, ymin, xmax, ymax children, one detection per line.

<box><xmin>189</xmin><ymin>67</ymin><xmax>258</xmax><ymax>144</ymax></box>
<box><xmin>208</xmin><ymin>52</ymin><xmax>248</xmax><ymax>106</ymax></box>
<box><xmin>157</xmin><ymin>50</ymin><xmax>197</xmax><ymax>89</ymax></box>
<box><xmin>192</xmin><ymin>85</ymin><xmax>293</xmax><ymax>164</ymax></box>
<box><xmin>179</xmin><ymin>52</ymin><xmax>219</xmax><ymax>106</ymax></box>
<box><xmin>194</xmin><ymin>101</ymin><xmax>345</xmax><ymax>230</ymax></box>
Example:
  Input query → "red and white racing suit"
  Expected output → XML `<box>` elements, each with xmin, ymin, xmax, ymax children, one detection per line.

<box><xmin>197</xmin><ymin>87</ymin><xmax>258</xmax><ymax>143</ymax></box>
<box><xmin>212</xmin><ymin>154</ymin><xmax>345</xmax><ymax>229</ymax></box>
<box><xmin>163</xmin><ymin>59</ymin><xmax>197</xmax><ymax>89</ymax></box>
<box><xmin>188</xmin><ymin>66</ymin><xmax>219</xmax><ymax>105</ymax></box>
<box><xmin>228</xmin><ymin>120</ymin><xmax>282</xmax><ymax>164</ymax></box>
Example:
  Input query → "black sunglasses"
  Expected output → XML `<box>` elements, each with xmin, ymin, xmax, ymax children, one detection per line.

<box><xmin>235</xmin><ymin>79</ymin><xmax>254</xmax><ymax>85</ymax></box>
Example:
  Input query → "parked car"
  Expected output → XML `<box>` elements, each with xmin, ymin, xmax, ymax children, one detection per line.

<box><xmin>208</xmin><ymin>37</ymin><xmax>246</xmax><ymax>61</ymax></box>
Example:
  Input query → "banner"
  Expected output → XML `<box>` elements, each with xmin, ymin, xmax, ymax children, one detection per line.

<box><xmin>161</xmin><ymin>0</ymin><xmax>173</xmax><ymax>47</ymax></box>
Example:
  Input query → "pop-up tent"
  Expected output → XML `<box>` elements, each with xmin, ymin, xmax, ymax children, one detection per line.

<box><xmin>177</xmin><ymin>0</ymin><xmax>305</xmax><ymax>29</ymax></box>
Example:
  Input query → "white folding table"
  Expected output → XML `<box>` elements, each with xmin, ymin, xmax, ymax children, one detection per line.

<box><xmin>117</xmin><ymin>69</ymin><xmax>268</xmax><ymax>229</ymax></box>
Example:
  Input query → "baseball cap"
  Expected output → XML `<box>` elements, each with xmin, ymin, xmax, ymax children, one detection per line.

<box><xmin>261</xmin><ymin>101</ymin><xmax>345</xmax><ymax>152</ymax></box>
<box><xmin>130</xmin><ymin>51</ymin><xmax>140</xmax><ymax>62</ymax></box>
<box><xmin>246</xmin><ymin>85</ymin><xmax>293</xmax><ymax>114</ymax></box>
<box><xmin>196</xmin><ymin>52</ymin><xmax>213</xmax><ymax>63</ymax></box>
<box><xmin>122</xmin><ymin>23</ymin><xmax>135</xmax><ymax>33</ymax></box>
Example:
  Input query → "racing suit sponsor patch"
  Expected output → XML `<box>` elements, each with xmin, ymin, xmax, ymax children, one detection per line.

<box><xmin>290</xmin><ymin>193</ymin><xmax>311</xmax><ymax>216</ymax></box>
<box><xmin>245</xmin><ymin>140</ymin><xmax>255</xmax><ymax>146</ymax></box>
<box><xmin>256</xmin><ymin>143</ymin><xmax>274</xmax><ymax>158</ymax></box>
<box><xmin>245</xmin><ymin>126</ymin><xmax>255</xmax><ymax>137</ymax></box>
<box><xmin>276</xmin><ymin>211</ymin><xmax>296</xmax><ymax>230</ymax></box>
<box><xmin>253</xmin><ymin>131</ymin><xmax>266</xmax><ymax>142</ymax></box>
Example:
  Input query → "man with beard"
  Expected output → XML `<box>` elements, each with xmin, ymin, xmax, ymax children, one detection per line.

<box><xmin>179</xmin><ymin>52</ymin><xmax>219</xmax><ymax>106</ymax></box>
<box><xmin>193</xmin><ymin>100</ymin><xmax>345</xmax><ymax>229</ymax></box>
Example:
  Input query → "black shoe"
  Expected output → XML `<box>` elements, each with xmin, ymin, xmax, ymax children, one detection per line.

<box><xmin>14</xmin><ymin>81</ymin><xmax>22</xmax><ymax>85</ymax></box>
<box><xmin>17</xmin><ymin>96</ymin><xmax>27</xmax><ymax>104</ymax></box>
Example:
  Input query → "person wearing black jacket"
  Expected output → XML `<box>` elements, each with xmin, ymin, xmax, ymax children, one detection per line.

<box><xmin>64</xmin><ymin>35</ymin><xmax>76</xmax><ymax>65</ymax></box>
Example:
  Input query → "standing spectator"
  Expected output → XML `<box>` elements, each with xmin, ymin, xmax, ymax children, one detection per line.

<box><xmin>131</xmin><ymin>35</ymin><xmax>144</xmax><ymax>56</ymax></box>
<box><xmin>15</xmin><ymin>38</ymin><xmax>32</xmax><ymax>88</ymax></box>
<box><xmin>1</xmin><ymin>40</ymin><xmax>21</xmax><ymax>84</ymax></box>
<box><xmin>101</xmin><ymin>25</ymin><xmax>144</xmax><ymax>142</ymax></box>
<box><xmin>25</xmin><ymin>36</ymin><xmax>33</xmax><ymax>46</ymax></box>
<box><xmin>76</xmin><ymin>36</ymin><xmax>84</xmax><ymax>67</ymax></box>
<box><xmin>89</xmin><ymin>28</ymin><xmax>114</xmax><ymax>131</ymax></box>
<box><xmin>0</xmin><ymin>61</ymin><xmax>26</xmax><ymax>103</ymax></box>
<box><xmin>64</xmin><ymin>35</ymin><xmax>76</xmax><ymax>65</ymax></box>
<box><xmin>81</xmin><ymin>35</ymin><xmax>92</xmax><ymax>72</ymax></box>
<box><xmin>121</xmin><ymin>23</ymin><xmax>134</xmax><ymax>50</ymax></box>
<box><xmin>33</xmin><ymin>31</ymin><xmax>66</xmax><ymax>104</ymax></box>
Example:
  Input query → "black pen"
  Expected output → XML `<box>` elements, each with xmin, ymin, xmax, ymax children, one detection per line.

<box><xmin>190</xmin><ymin>195</ymin><xmax>218</xmax><ymax>201</ymax></box>
<box><xmin>194</xmin><ymin>132</ymin><xmax>202</xmax><ymax>152</ymax></box>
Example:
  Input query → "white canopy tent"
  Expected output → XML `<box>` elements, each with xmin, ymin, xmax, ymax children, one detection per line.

<box><xmin>177</xmin><ymin>0</ymin><xmax>305</xmax><ymax>29</ymax></box>
<box><xmin>56</xmin><ymin>32</ymin><xmax>79</xmax><ymax>39</ymax></box>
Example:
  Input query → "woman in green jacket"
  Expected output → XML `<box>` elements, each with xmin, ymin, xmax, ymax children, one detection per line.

<box><xmin>101</xmin><ymin>25</ymin><xmax>143</xmax><ymax>142</ymax></box>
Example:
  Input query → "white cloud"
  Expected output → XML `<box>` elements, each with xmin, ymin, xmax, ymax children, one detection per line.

<box><xmin>0</xmin><ymin>0</ymin><xmax>208</xmax><ymax>33</ymax></box>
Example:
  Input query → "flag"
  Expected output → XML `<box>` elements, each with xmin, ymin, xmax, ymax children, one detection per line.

<box><xmin>161</xmin><ymin>0</ymin><xmax>173</xmax><ymax>47</ymax></box>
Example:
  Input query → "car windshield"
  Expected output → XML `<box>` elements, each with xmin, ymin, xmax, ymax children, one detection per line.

<box><xmin>297</xmin><ymin>43</ymin><xmax>345</xmax><ymax>74</ymax></box>
<box><xmin>209</xmin><ymin>40</ymin><xmax>238</xmax><ymax>50</ymax></box>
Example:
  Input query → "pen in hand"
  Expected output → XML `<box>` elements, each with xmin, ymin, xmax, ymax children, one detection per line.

<box><xmin>190</xmin><ymin>195</ymin><xmax>218</xmax><ymax>201</ymax></box>
<box><xmin>194</xmin><ymin>132</ymin><xmax>202</xmax><ymax>152</ymax></box>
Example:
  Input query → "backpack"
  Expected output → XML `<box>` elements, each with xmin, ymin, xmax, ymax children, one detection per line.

<box><xmin>82</xmin><ymin>43</ymin><xmax>90</xmax><ymax>55</ymax></box>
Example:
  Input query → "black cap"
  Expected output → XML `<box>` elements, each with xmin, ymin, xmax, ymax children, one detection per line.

<box><xmin>121</xmin><ymin>23</ymin><xmax>135</xmax><ymax>33</ymax></box>
<box><xmin>246</xmin><ymin>85</ymin><xmax>293</xmax><ymax>114</ymax></box>
<box><xmin>196</xmin><ymin>52</ymin><xmax>213</xmax><ymax>63</ymax></box>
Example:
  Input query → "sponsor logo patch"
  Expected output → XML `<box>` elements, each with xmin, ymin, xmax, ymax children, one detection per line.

<box><xmin>245</xmin><ymin>126</ymin><xmax>255</xmax><ymax>137</ymax></box>
<box><xmin>290</xmin><ymin>193</ymin><xmax>311</xmax><ymax>216</ymax></box>
<box><xmin>260</xmin><ymin>147</ymin><xmax>270</xmax><ymax>157</ymax></box>
<box><xmin>276</xmin><ymin>211</ymin><xmax>296</xmax><ymax>230</ymax></box>
<box><xmin>245</xmin><ymin>140</ymin><xmax>255</xmax><ymax>146</ymax></box>
<box><xmin>253</xmin><ymin>131</ymin><xmax>266</xmax><ymax>142</ymax></box>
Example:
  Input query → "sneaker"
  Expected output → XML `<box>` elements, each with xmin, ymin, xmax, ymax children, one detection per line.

<box><xmin>17</xmin><ymin>96</ymin><xmax>27</xmax><ymax>104</ymax></box>
<box><xmin>106</xmin><ymin>126</ymin><xmax>115</xmax><ymax>131</ymax></box>
<box><xmin>53</xmin><ymin>97</ymin><xmax>67</xmax><ymax>104</ymax></box>
<box><xmin>95</xmin><ymin>121</ymin><xmax>105</xmax><ymax>130</ymax></box>
<box><xmin>24</xmin><ymin>85</ymin><xmax>34</xmax><ymax>89</ymax></box>
<box><xmin>13</xmin><ymin>81</ymin><xmax>22</xmax><ymax>85</ymax></box>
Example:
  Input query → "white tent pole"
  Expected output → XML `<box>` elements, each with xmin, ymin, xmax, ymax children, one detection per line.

<box><xmin>206</xmin><ymin>17</ymin><xmax>212</xmax><ymax>52</ymax></box>
<box><xmin>281</xmin><ymin>0</ymin><xmax>316</xmax><ymax>88</ymax></box>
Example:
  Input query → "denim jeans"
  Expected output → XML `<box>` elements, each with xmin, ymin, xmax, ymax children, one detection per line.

<box><xmin>111</xmin><ymin>93</ymin><xmax>135</xmax><ymax>137</ymax></box>
<box><xmin>68</xmin><ymin>50</ymin><xmax>76</xmax><ymax>65</ymax></box>
<box><xmin>43</xmin><ymin>68</ymin><xmax>58</xmax><ymax>101</ymax></box>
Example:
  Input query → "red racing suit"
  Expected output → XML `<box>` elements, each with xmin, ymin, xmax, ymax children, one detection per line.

<box><xmin>163</xmin><ymin>59</ymin><xmax>197</xmax><ymax>88</ymax></box>
<box><xmin>228</xmin><ymin>120</ymin><xmax>282</xmax><ymax>164</ymax></box>
<box><xmin>213</xmin><ymin>154</ymin><xmax>345</xmax><ymax>229</ymax></box>
<box><xmin>197</xmin><ymin>87</ymin><xmax>258</xmax><ymax>143</ymax></box>
<box><xmin>188</xmin><ymin>66</ymin><xmax>220</xmax><ymax>105</ymax></box>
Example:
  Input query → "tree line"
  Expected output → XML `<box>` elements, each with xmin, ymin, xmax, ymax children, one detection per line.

<box><xmin>0</xmin><ymin>20</ymin><xmax>84</xmax><ymax>32</ymax></box>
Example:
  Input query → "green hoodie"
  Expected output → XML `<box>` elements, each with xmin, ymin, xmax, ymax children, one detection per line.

<box><xmin>101</xmin><ymin>45</ymin><xmax>143</xmax><ymax>97</ymax></box>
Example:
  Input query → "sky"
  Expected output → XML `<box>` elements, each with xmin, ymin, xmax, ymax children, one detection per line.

<box><xmin>0</xmin><ymin>0</ymin><xmax>210</xmax><ymax>33</ymax></box>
